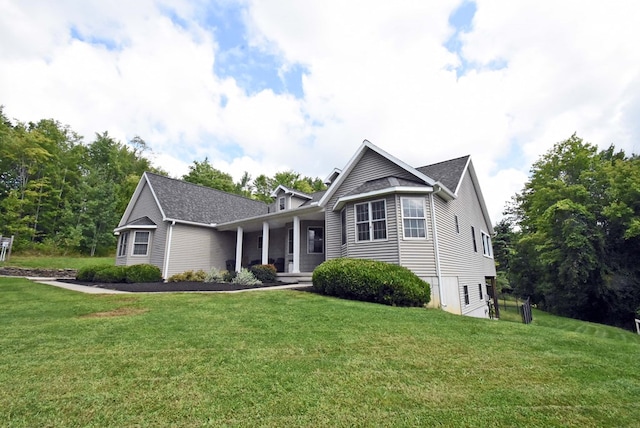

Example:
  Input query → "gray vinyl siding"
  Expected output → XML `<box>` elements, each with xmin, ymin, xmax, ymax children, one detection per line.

<box><xmin>396</xmin><ymin>194</ymin><xmax>438</xmax><ymax>278</ymax></box>
<box><xmin>211</xmin><ymin>230</ymin><xmax>236</xmax><ymax>270</ymax></box>
<box><xmin>116</xmin><ymin>181</ymin><xmax>167</xmax><ymax>270</ymax></box>
<box><xmin>326</xmin><ymin>149</ymin><xmax>416</xmax><ymax>261</ymax></box>
<box><xmin>165</xmin><ymin>223</ymin><xmax>212</xmax><ymax>277</ymax></box>
<box><xmin>434</xmin><ymin>171</ymin><xmax>496</xmax><ymax>316</ymax></box>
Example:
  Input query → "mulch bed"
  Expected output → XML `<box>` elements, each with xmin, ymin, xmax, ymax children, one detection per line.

<box><xmin>57</xmin><ymin>279</ymin><xmax>297</xmax><ymax>293</ymax></box>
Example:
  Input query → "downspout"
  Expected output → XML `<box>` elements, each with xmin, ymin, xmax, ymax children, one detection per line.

<box><xmin>163</xmin><ymin>221</ymin><xmax>175</xmax><ymax>280</ymax></box>
<box><xmin>430</xmin><ymin>192</ymin><xmax>445</xmax><ymax>308</ymax></box>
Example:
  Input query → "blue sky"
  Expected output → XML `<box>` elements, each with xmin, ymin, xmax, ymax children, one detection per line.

<box><xmin>1</xmin><ymin>0</ymin><xmax>639</xmax><ymax>221</ymax></box>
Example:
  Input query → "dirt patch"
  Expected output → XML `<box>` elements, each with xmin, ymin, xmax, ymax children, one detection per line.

<box><xmin>81</xmin><ymin>307</ymin><xmax>148</xmax><ymax>318</ymax></box>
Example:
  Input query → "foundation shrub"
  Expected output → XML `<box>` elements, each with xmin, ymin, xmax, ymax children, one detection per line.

<box><xmin>167</xmin><ymin>269</ymin><xmax>207</xmax><ymax>282</ymax></box>
<box><xmin>232</xmin><ymin>268</ymin><xmax>261</xmax><ymax>286</ymax></box>
<box><xmin>204</xmin><ymin>267</ymin><xmax>227</xmax><ymax>283</ymax></box>
<box><xmin>76</xmin><ymin>264</ymin><xmax>107</xmax><ymax>281</ymax></box>
<box><xmin>93</xmin><ymin>266</ymin><xmax>127</xmax><ymax>283</ymax></box>
<box><xmin>223</xmin><ymin>270</ymin><xmax>237</xmax><ymax>283</ymax></box>
<box><xmin>250</xmin><ymin>264</ymin><xmax>277</xmax><ymax>283</ymax></box>
<box><xmin>125</xmin><ymin>264</ymin><xmax>163</xmax><ymax>283</ymax></box>
<box><xmin>312</xmin><ymin>258</ymin><xmax>431</xmax><ymax>307</ymax></box>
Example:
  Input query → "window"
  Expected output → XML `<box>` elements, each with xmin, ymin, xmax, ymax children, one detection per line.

<box><xmin>341</xmin><ymin>208</ymin><xmax>347</xmax><ymax>245</ymax></box>
<box><xmin>463</xmin><ymin>285</ymin><xmax>469</xmax><ymax>305</ymax></box>
<box><xmin>133</xmin><ymin>231</ymin><xmax>150</xmax><ymax>256</ymax></box>
<box><xmin>478</xmin><ymin>283</ymin><xmax>483</xmax><ymax>300</ymax></box>
<box><xmin>307</xmin><ymin>227</ymin><xmax>324</xmax><ymax>253</ymax></box>
<box><xmin>401</xmin><ymin>197</ymin><xmax>427</xmax><ymax>239</ymax></box>
<box><xmin>481</xmin><ymin>231</ymin><xmax>492</xmax><ymax>257</ymax></box>
<box><xmin>471</xmin><ymin>226</ymin><xmax>477</xmax><ymax>252</ymax></box>
<box><xmin>279</xmin><ymin>197</ymin><xmax>286</xmax><ymax>211</ymax></box>
<box><xmin>355</xmin><ymin>200</ymin><xmax>387</xmax><ymax>242</ymax></box>
<box><xmin>258</xmin><ymin>236</ymin><xmax>263</xmax><ymax>249</ymax></box>
<box><xmin>117</xmin><ymin>232</ymin><xmax>129</xmax><ymax>257</ymax></box>
<box><xmin>454</xmin><ymin>215</ymin><xmax>459</xmax><ymax>234</ymax></box>
<box><xmin>287</xmin><ymin>228</ymin><xmax>294</xmax><ymax>254</ymax></box>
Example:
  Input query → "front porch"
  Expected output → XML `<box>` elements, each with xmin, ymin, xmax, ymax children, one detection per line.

<box><xmin>216</xmin><ymin>204</ymin><xmax>326</xmax><ymax>276</ymax></box>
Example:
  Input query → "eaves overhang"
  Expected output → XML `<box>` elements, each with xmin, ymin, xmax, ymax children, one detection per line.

<box><xmin>332</xmin><ymin>186</ymin><xmax>433</xmax><ymax>211</ymax></box>
<box><xmin>216</xmin><ymin>203</ymin><xmax>323</xmax><ymax>231</ymax></box>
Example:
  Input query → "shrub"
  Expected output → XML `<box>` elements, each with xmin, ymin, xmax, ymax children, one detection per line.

<box><xmin>223</xmin><ymin>270</ymin><xmax>237</xmax><ymax>283</ymax></box>
<box><xmin>312</xmin><ymin>258</ymin><xmax>431</xmax><ymax>307</ymax></box>
<box><xmin>93</xmin><ymin>266</ymin><xmax>127</xmax><ymax>283</ymax></box>
<box><xmin>250</xmin><ymin>264</ymin><xmax>277</xmax><ymax>283</ymax></box>
<box><xmin>204</xmin><ymin>267</ymin><xmax>227</xmax><ymax>283</ymax></box>
<box><xmin>232</xmin><ymin>268</ymin><xmax>261</xmax><ymax>286</ymax></box>
<box><xmin>76</xmin><ymin>264</ymin><xmax>108</xmax><ymax>281</ymax></box>
<box><xmin>167</xmin><ymin>269</ymin><xmax>207</xmax><ymax>282</ymax></box>
<box><xmin>125</xmin><ymin>264</ymin><xmax>163</xmax><ymax>283</ymax></box>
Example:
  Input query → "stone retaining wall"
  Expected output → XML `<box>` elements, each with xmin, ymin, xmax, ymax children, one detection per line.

<box><xmin>0</xmin><ymin>267</ymin><xmax>77</xmax><ymax>278</ymax></box>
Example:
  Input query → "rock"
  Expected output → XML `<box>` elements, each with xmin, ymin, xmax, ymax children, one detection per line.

<box><xmin>0</xmin><ymin>267</ymin><xmax>77</xmax><ymax>278</ymax></box>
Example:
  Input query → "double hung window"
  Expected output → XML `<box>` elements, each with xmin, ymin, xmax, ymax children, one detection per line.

<box><xmin>133</xmin><ymin>231</ymin><xmax>150</xmax><ymax>256</ymax></box>
<box><xmin>117</xmin><ymin>232</ymin><xmax>129</xmax><ymax>257</ymax></box>
<box><xmin>401</xmin><ymin>198</ymin><xmax>427</xmax><ymax>239</ymax></box>
<box><xmin>355</xmin><ymin>200</ymin><xmax>387</xmax><ymax>242</ymax></box>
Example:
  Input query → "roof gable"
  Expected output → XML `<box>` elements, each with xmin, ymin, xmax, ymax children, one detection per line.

<box><xmin>319</xmin><ymin>140</ymin><xmax>454</xmax><ymax>207</ymax></box>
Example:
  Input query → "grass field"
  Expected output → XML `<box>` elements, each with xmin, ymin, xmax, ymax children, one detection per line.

<box><xmin>0</xmin><ymin>255</ymin><xmax>113</xmax><ymax>270</ymax></box>
<box><xmin>1</xmin><ymin>277</ymin><xmax>639</xmax><ymax>427</ymax></box>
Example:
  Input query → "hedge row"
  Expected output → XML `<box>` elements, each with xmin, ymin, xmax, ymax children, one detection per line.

<box><xmin>77</xmin><ymin>264</ymin><xmax>163</xmax><ymax>283</ymax></box>
<box><xmin>312</xmin><ymin>258</ymin><xmax>431</xmax><ymax>307</ymax></box>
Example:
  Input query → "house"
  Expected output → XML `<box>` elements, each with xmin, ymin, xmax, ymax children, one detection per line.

<box><xmin>115</xmin><ymin>140</ymin><xmax>497</xmax><ymax>318</ymax></box>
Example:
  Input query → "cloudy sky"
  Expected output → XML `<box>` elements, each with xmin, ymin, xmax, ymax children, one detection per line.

<box><xmin>1</xmin><ymin>0</ymin><xmax>639</xmax><ymax>222</ymax></box>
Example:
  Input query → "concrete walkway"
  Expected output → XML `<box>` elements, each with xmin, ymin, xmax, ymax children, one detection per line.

<box><xmin>26</xmin><ymin>277</ymin><xmax>313</xmax><ymax>294</ymax></box>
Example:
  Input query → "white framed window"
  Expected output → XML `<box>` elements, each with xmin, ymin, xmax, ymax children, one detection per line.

<box><xmin>481</xmin><ymin>231</ymin><xmax>492</xmax><ymax>257</ymax></box>
<box><xmin>287</xmin><ymin>228</ymin><xmax>293</xmax><ymax>254</ymax></box>
<box><xmin>117</xmin><ymin>231</ymin><xmax>129</xmax><ymax>257</ymax></box>
<box><xmin>307</xmin><ymin>227</ymin><xmax>324</xmax><ymax>254</ymax></box>
<box><xmin>258</xmin><ymin>236</ymin><xmax>263</xmax><ymax>249</ymax></box>
<box><xmin>355</xmin><ymin>200</ymin><xmax>387</xmax><ymax>242</ymax></box>
<box><xmin>132</xmin><ymin>231</ymin><xmax>150</xmax><ymax>256</ymax></box>
<box><xmin>401</xmin><ymin>197</ymin><xmax>427</xmax><ymax>239</ymax></box>
<box><xmin>341</xmin><ymin>208</ymin><xmax>347</xmax><ymax>245</ymax></box>
<box><xmin>279</xmin><ymin>196</ymin><xmax>286</xmax><ymax>211</ymax></box>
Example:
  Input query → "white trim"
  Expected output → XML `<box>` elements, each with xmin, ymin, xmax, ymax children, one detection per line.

<box><xmin>270</xmin><ymin>184</ymin><xmax>313</xmax><ymax>200</ymax></box>
<box><xmin>306</xmin><ymin>226</ymin><xmax>324</xmax><ymax>254</ymax></box>
<box><xmin>454</xmin><ymin>156</ymin><xmax>472</xmax><ymax>195</ymax></box>
<box><xmin>117</xmin><ymin>231</ymin><xmax>129</xmax><ymax>257</ymax></box>
<box><xmin>235</xmin><ymin>227</ymin><xmax>243</xmax><ymax>272</ymax></box>
<box><xmin>323</xmin><ymin>168</ymin><xmax>341</xmax><ymax>185</ymax></box>
<box><xmin>481</xmin><ymin>230</ymin><xmax>493</xmax><ymax>258</ymax></box>
<box><xmin>262</xmin><ymin>222</ymin><xmax>270</xmax><ymax>264</ymax></box>
<box><xmin>163</xmin><ymin>221</ymin><xmax>175</xmax><ymax>279</ymax></box>
<box><xmin>333</xmin><ymin>186</ymin><xmax>432</xmax><ymax>211</ymax></box>
<box><xmin>287</xmin><ymin>228</ymin><xmax>294</xmax><ymax>255</ymax></box>
<box><xmin>164</xmin><ymin>218</ymin><xmax>218</xmax><ymax>228</ymax></box>
<box><xmin>400</xmin><ymin>197</ymin><xmax>428</xmax><ymax>240</ymax></box>
<box><xmin>292</xmin><ymin>216</ymin><xmax>300</xmax><ymax>273</ymax></box>
<box><xmin>113</xmin><ymin>224</ymin><xmax>157</xmax><ymax>233</ymax></box>
<box><xmin>354</xmin><ymin>199</ymin><xmax>388</xmax><ymax>243</ymax></box>
<box><xmin>430</xmin><ymin>194</ymin><xmax>444</xmax><ymax>308</ymax></box>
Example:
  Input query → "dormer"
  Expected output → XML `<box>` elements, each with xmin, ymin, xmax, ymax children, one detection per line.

<box><xmin>270</xmin><ymin>185</ymin><xmax>313</xmax><ymax>211</ymax></box>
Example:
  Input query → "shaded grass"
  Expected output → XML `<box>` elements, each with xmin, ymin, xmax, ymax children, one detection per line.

<box><xmin>0</xmin><ymin>255</ymin><xmax>113</xmax><ymax>270</ymax></box>
<box><xmin>1</xmin><ymin>277</ymin><xmax>639</xmax><ymax>427</ymax></box>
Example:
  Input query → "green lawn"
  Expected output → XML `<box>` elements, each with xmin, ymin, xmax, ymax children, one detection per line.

<box><xmin>0</xmin><ymin>255</ymin><xmax>113</xmax><ymax>270</ymax></box>
<box><xmin>1</xmin><ymin>278</ymin><xmax>639</xmax><ymax>427</ymax></box>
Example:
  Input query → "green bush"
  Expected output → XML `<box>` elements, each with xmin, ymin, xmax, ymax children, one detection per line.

<box><xmin>312</xmin><ymin>258</ymin><xmax>431</xmax><ymax>307</ymax></box>
<box><xmin>93</xmin><ymin>266</ymin><xmax>127</xmax><ymax>283</ymax></box>
<box><xmin>76</xmin><ymin>264</ymin><xmax>108</xmax><ymax>281</ymax></box>
<box><xmin>125</xmin><ymin>264</ymin><xmax>163</xmax><ymax>283</ymax></box>
<box><xmin>250</xmin><ymin>264</ymin><xmax>277</xmax><ymax>283</ymax></box>
<box><xmin>223</xmin><ymin>270</ymin><xmax>237</xmax><ymax>283</ymax></box>
<box><xmin>232</xmin><ymin>268</ymin><xmax>261</xmax><ymax>286</ymax></box>
<box><xmin>167</xmin><ymin>269</ymin><xmax>207</xmax><ymax>282</ymax></box>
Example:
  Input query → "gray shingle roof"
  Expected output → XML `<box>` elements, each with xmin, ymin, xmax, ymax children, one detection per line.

<box><xmin>124</xmin><ymin>216</ymin><xmax>156</xmax><ymax>227</ymax></box>
<box><xmin>145</xmin><ymin>172</ymin><xmax>268</xmax><ymax>224</ymax></box>
<box><xmin>345</xmin><ymin>176</ymin><xmax>428</xmax><ymax>197</ymax></box>
<box><xmin>416</xmin><ymin>155</ymin><xmax>469</xmax><ymax>194</ymax></box>
<box><xmin>301</xmin><ymin>190</ymin><xmax>327</xmax><ymax>206</ymax></box>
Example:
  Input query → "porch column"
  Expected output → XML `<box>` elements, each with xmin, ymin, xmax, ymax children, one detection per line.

<box><xmin>293</xmin><ymin>216</ymin><xmax>300</xmax><ymax>273</ymax></box>
<box><xmin>261</xmin><ymin>221</ymin><xmax>270</xmax><ymax>265</ymax></box>
<box><xmin>235</xmin><ymin>226</ymin><xmax>243</xmax><ymax>272</ymax></box>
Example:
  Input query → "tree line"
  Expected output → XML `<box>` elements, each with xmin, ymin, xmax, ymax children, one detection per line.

<box><xmin>493</xmin><ymin>134</ymin><xmax>640</xmax><ymax>329</ymax></box>
<box><xmin>0</xmin><ymin>107</ymin><xmax>324</xmax><ymax>255</ymax></box>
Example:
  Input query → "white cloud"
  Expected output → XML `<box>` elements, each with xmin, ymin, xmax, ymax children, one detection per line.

<box><xmin>1</xmin><ymin>0</ymin><xmax>639</xmax><ymax>223</ymax></box>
